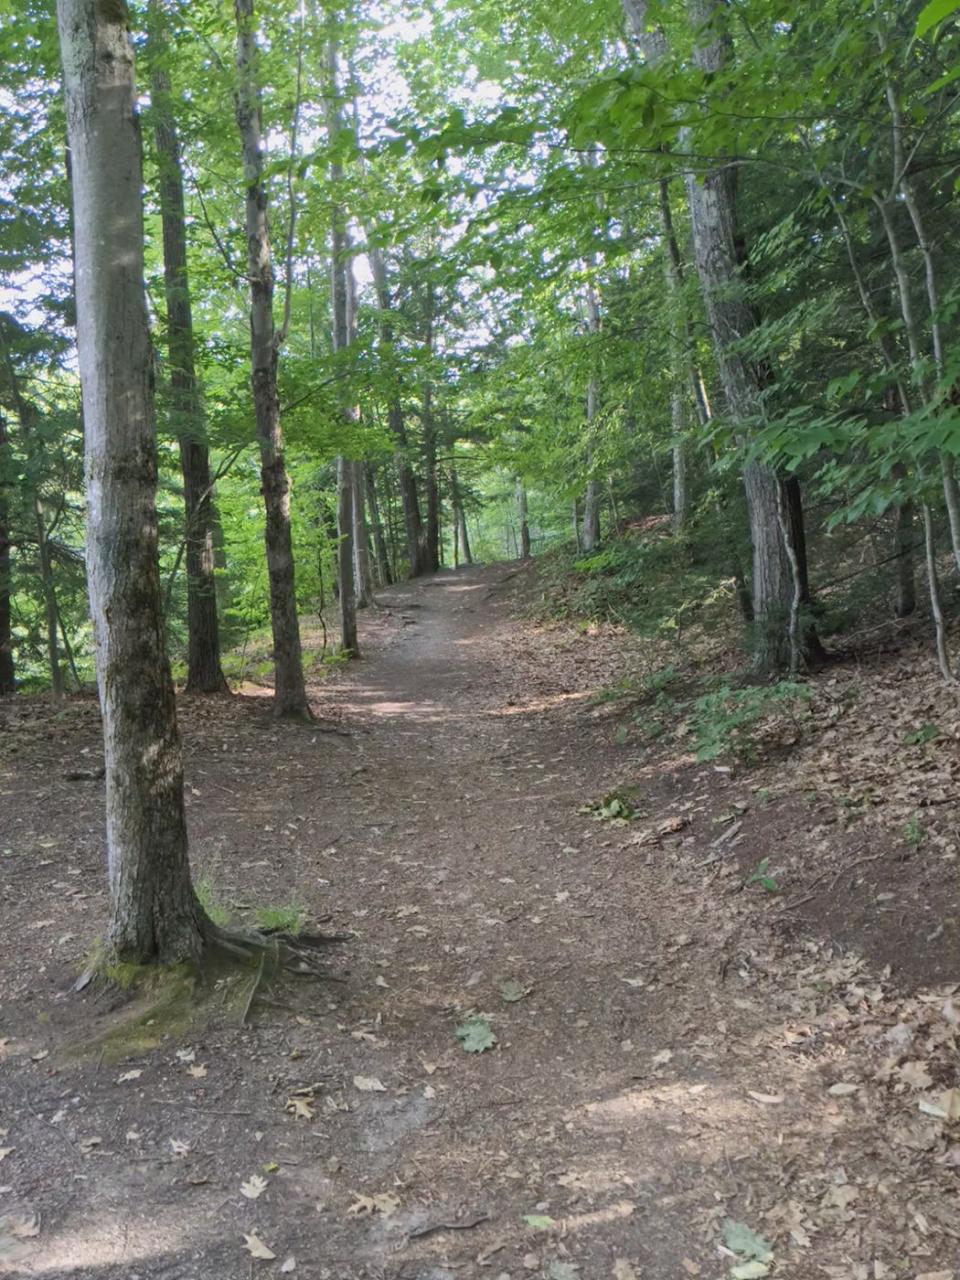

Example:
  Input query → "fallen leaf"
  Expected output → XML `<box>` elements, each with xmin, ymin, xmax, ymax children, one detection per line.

<box><xmin>546</xmin><ymin>1263</ymin><xmax>578</xmax><ymax>1280</ymax></box>
<box><xmin>79</xmin><ymin>1136</ymin><xmax>102</xmax><ymax>1153</ymax></box>
<box><xmin>116</xmin><ymin>1069</ymin><xmax>142</xmax><ymax>1084</ymax></box>
<box><xmin>747</xmin><ymin>1091</ymin><xmax>783</xmax><ymax>1105</ymax></box>
<box><xmin>613</xmin><ymin>1261</ymin><xmax>638</xmax><ymax>1279</ymax></box>
<box><xmin>240</xmin><ymin>1174</ymin><xmax>268</xmax><ymax>1200</ymax></box>
<box><xmin>499</xmin><ymin>978</ymin><xmax>529</xmax><ymax>1002</ymax></box>
<box><xmin>722</xmin><ymin>1220</ymin><xmax>773</xmax><ymax>1263</ymax></box>
<box><xmin>242</xmin><ymin>1232</ymin><xmax>276</xmax><ymax>1261</ymax></box>
<box><xmin>286</xmin><ymin>1098</ymin><xmax>314</xmax><ymax>1120</ymax></box>
<box><xmin>680</xmin><ymin>1260</ymin><xmax>700</xmax><ymax>1276</ymax></box>
<box><xmin>169</xmin><ymin>1138</ymin><xmax>190</xmax><ymax>1157</ymax></box>
<box><xmin>175</xmin><ymin>1048</ymin><xmax>196</xmax><ymax>1064</ymax></box>
<box><xmin>352</xmin><ymin>1076</ymin><xmax>386</xmax><ymax>1093</ymax></box>
<box><xmin>730</xmin><ymin>1265</ymin><xmax>769</xmax><ymax>1280</ymax></box>
<box><xmin>187</xmin><ymin>1064</ymin><xmax>208</xmax><ymax>1079</ymax></box>
<box><xmin>280</xmin><ymin>1258</ymin><xmax>296</xmax><ymax>1274</ymax></box>
<box><xmin>651</xmin><ymin>1049</ymin><xmax>673</xmax><ymax>1067</ymax></box>
<box><xmin>522</xmin><ymin>1214</ymin><xmax>556</xmax><ymax>1229</ymax></box>
<box><xmin>455</xmin><ymin>1016</ymin><xmax>497</xmax><ymax>1053</ymax></box>
<box><xmin>916</xmin><ymin>1272</ymin><xmax>953</xmax><ymax>1280</ymax></box>
<box><xmin>898</xmin><ymin>1061</ymin><xmax>933</xmax><ymax>1090</ymax></box>
<box><xmin>0</xmin><ymin>1150</ymin><xmax>11</xmax><ymax>1164</ymax></box>
<box><xmin>827</xmin><ymin>1082</ymin><xmax>859</xmax><ymax>1097</ymax></box>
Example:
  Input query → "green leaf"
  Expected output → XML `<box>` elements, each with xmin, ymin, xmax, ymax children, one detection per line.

<box><xmin>455</xmin><ymin>1016</ymin><xmax>497</xmax><ymax>1053</ymax></box>
<box><xmin>499</xmin><ymin>978</ymin><xmax>529</xmax><ymax>1003</ymax></box>
<box><xmin>917</xmin><ymin>0</ymin><xmax>960</xmax><ymax>37</ymax></box>
<box><xmin>722</xmin><ymin>1220</ymin><xmax>773</xmax><ymax>1263</ymax></box>
<box><xmin>522</xmin><ymin>1214</ymin><xmax>556</xmax><ymax>1229</ymax></box>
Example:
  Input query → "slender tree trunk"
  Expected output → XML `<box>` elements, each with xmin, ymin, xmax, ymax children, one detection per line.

<box><xmin>336</xmin><ymin>456</ymin><xmax>357</xmax><ymax>653</ymax></box>
<box><xmin>0</xmin><ymin>413</ymin><xmax>14</xmax><ymax>694</ymax></box>
<box><xmin>422</xmin><ymin>382</ymin><xmax>440</xmax><ymax>573</ymax></box>
<box><xmin>923</xmin><ymin>505</ymin><xmax>953</xmax><ymax>680</ymax></box>
<box><xmin>327</xmin><ymin>29</ymin><xmax>360</xmax><ymax>652</ymax></box>
<box><xmin>581</xmin><ymin>280</ymin><xmax>602</xmax><ymax>553</ymax></box>
<box><xmin>365</xmin><ymin>464</ymin><xmax>392</xmax><ymax>586</ymax></box>
<box><xmin>57</xmin><ymin>0</ymin><xmax>206</xmax><ymax>962</ymax></box>
<box><xmin>671</xmin><ymin>406</ymin><xmax>687</xmax><ymax>535</ymax></box>
<box><xmin>516</xmin><ymin>478</ymin><xmax>531</xmax><ymax>558</ymax></box>
<box><xmin>450</xmin><ymin>466</ymin><xmax>472</xmax><ymax>565</ymax></box>
<box><xmin>234</xmin><ymin>0</ymin><xmax>309</xmax><ymax>718</ymax></box>
<box><xmin>0</xmin><ymin>345</ymin><xmax>64</xmax><ymax>696</ymax></box>
<box><xmin>352</xmin><ymin>460</ymin><xmax>375</xmax><ymax>607</ymax></box>
<box><xmin>148</xmin><ymin>7</ymin><xmax>227</xmax><ymax>694</ymax></box>
<box><xmin>894</xmin><ymin>496</ymin><xmax>917</xmax><ymax>618</ymax></box>
<box><xmin>684</xmin><ymin>0</ymin><xmax>818</xmax><ymax>672</ymax></box>
<box><xmin>367</xmin><ymin>243</ymin><xmax>425</xmax><ymax>577</ymax></box>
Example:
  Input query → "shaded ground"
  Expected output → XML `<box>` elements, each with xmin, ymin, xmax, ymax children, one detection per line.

<box><xmin>0</xmin><ymin>562</ymin><xmax>958</xmax><ymax>1279</ymax></box>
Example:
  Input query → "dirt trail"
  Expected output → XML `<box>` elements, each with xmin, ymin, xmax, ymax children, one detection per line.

<box><xmin>0</xmin><ymin>564</ymin><xmax>957</xmax><ymax>1279</ymax></box>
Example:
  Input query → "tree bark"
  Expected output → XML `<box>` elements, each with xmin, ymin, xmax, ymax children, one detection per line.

<box><xmin>516</xmin><ymin>478</ymin><xmax>531</xmax><ymax>558</ymax></box>
<box><xmin>367</xmin><ymin>243</ymin><xmax>425</xmax><ymax>577</ymax></box>
<box><xmin>57</xmin><ymin>0</ymin><xmax>206</xmax><ymax>962</ymax></box>
<box><xmin>148</xmin><ymin>5</ymin><xmax>227</xmax><ymax>695</ymax></box>
<box><xmin>581</xmin><ymin>280</ymin><xmax>602</xmax><ymax>553</ymax></box>
<box><xmin>684</xmin><ymin>0</ymin><xmax>818</xmax><ymax>672</ymax></box>
<box><xmin>421</xmin><ymin>282</ymin><xmax>441</xmax><ymax>574</ymax></box>
<box><xmin>450</xmin><ymin>466</ymin><xmax>472</xmax><ymax>565</ymax></box>
<box><xmin>894</xmin><ymin>496</ymin><xmax>917</xmax><ymax>618</ymax></box>
<box><xmin>365</xmin><ymin>463</ymin><xmax>392</xmax><ymax>586</ymax></box>
<box><xmin>0</xmin><ymin>412</ymin><xmax>13</xmax><ymax>694</ymax></box>
<box><xmin>327</xmin><ymin>29</ymin><xmax>360</xmax><ymax>650</ymax></box>
<box><xmin>234</xmin><ymin>0</ymin><xmax>310</xmax><ymax>718</ymax></box>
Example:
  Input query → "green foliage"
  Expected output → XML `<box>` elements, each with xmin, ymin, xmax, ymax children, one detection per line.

<box><xmin>904</xmin><ymin>723</ymin><xmax>940</xmax><ymax>746</ymax></box>
<box><xmin>195</xmin><ymin>878</ymin><xmax>232</xmax><ymax>929</ymax></box>
<box><xmin>904</xmin><ymin>814</ymin><xmax>925</xmax><ymax>849</ymax></box>
<box><xmin>254</xmin><ymin>903</ymin><xmax>307</xmax><ymax>935</ymax></box>
<box><xmin>746</xmin><ymin>858</ymin><xmax>779</xmax><ymax>894</ymax></box>
<box><xmin>688</xmin><ymin>683</ymin><xmax>812</xmax><ymax>763</ymax></box>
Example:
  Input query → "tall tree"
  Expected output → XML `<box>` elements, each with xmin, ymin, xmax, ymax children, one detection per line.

<box><xmin>234</xmin><ymin>0</ymin><xmax>311</xmax><ymax>716</ymax></box>
<box><xmin>326</xmin><ymin>26</ymin><xmax>360</xmax><ymax>653</ymax></box>
<box><xmin>57</xmin><ymin>0</ymin><xmax>207</xmax><ymax>962</ymax></box>
<box><xmin>0</xmin><ymin>411</ymin><xmax>13</xmax><ymax>694</ymax></box>
<box><xmin>147</xmin><ymin>1</ymin><xmax>227</xmax><ymax>695</ymax></box>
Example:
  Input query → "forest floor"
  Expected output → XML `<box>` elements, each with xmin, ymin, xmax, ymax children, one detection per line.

<box><xmin>1</xmin><ymin>561</ymin><xmax>960</xmax><ymax>1280</ymax></box>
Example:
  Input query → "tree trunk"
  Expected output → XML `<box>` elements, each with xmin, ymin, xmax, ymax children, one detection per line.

<box><xmin>365</xmin><ymin>464</ymin><xmax>392</xmax><ymax>586</ymax></box>
<box><xmin>0</xmin><ymin>413</ymin><xmax>13</xmax><ymax>694</ymax></box>
<box><xmin>367</xmin><ymin>242</ymin><xmax>425</xmax><ymax>577</ymax></box>
<box><xmin>450</xmin><ymin>466</ymin><xmax>472</xmax><ymax>565</ymax></box>
<box><xmin>894</xmin><ymin>496</ymin><xmax>917</xmax><ymax>618</ymax></box>
<box><xmin>671</xmin><ymin>405</ymin><xmax>687</xmax><ymax>535</ymax></box>
<box><xmin>684</xmin><ymin>0</ymin><xmax>818</xmax><ymax>672</ymax></box>
<box><xmin>234</xmin><ymin>0</ymin><xmax>309</xmax><ymax>718</ymax></box>
<box><xmin>327</xmin><ymin>29</ymin><xmax>360</xmax><ymax>651</ymax></box>
<box><xmin>516</xmin><ymin>478</ymin><xmax>531</xmax><ymax>558</ymax></box>
<box><xmin>148</xmin><ymin>6</ymin><xmax>227</xmax><ymax>695</ymax></box>
<box><xmin>581</xmin><ymin>274</ymin><xmax>602</xmax><ymax>553</ymax></box>
<box><xmin>57</xmin><ymin>0</ymin><xmax>206</xmax><ymax>962</ymax></box>
<box><xmin>336</xmin><ymin>455</ymin><xmax>357</xmax><ymax>654</ymax></box>
<box><xmin>352</xmin><ymin>460</ymin><xmax>375</xmax><ymax>607</ymax></box>
<box><xmin>422</xmin><ymin>382</ymin><xmax>440</xmax><ymax>573</ymax></box>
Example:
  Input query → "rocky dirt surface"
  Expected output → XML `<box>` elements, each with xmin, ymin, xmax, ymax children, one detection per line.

<box><xmin>0</xmin><ymin>562</ymin><xmax>958</xmax><ymax>1280</ymax></box>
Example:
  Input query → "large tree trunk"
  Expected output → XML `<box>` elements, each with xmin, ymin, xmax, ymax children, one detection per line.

<box><xmin>336</xmin><ymin>456</ymin><xmax>358</xmax><ymax>653</ymax></box>
<box><xmin>366</xmin><ymin>243</ymin><xmax>425</xmax><ymax>577</ymax></box>
<box><xmin>148</xmin><ymin>6</ymin><xmax>227</xmax><ymax>695</ymax></box>
<box><xmin>0</xmin><ymin>413</ymin><xmax>13</xmax><ymax>694</ymax></box>
<box><xmin>235</xmin><ymin>0</ymin><xmax>310</xmax><ymax>718</ymax></box>
<box><xmin>57</xmin><ymin>0</ymin><xmax>206</xmax><ymax>963</ymax></box>
<box><xmin>683</xmin><ymin>0</ymin><xmax>818</xmax><ymax>672</ymax></box>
